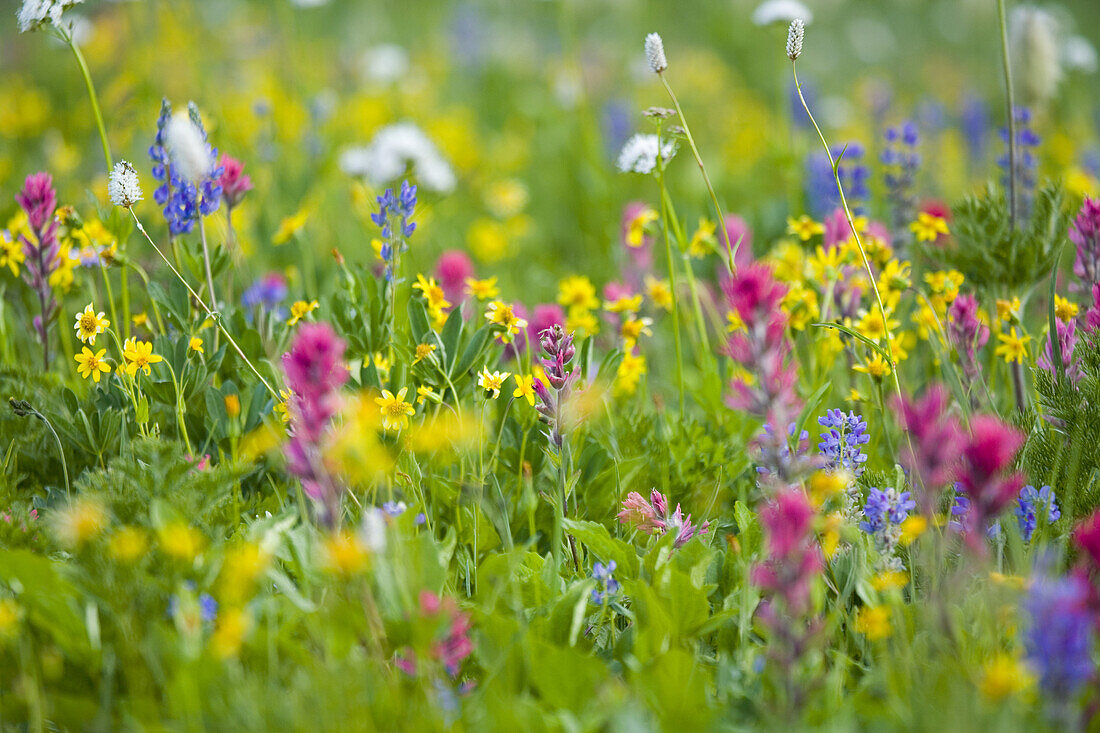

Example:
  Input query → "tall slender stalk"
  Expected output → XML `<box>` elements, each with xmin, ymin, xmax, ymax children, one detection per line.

<box><xmin>656</xmin><ymin>164</ymin><xmax>686</xmax><ymax>421</ymax></box>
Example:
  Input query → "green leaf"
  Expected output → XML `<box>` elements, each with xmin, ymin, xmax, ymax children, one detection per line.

<box><xmin>408</xmin><ymin>297</ymin><xmax>430</xmax><ymax>345</ymax></box>
<box><xmin>440</xmin><ymin>305</ymin><xmax>464</xmax><ymax>369</ymax></box>
<box><xmin>811</xmin><ymin>321</ymin><xmax>892</xmax><ymax>364</ymax></box>
<box><xmin>452</xmin><ymin>324</ymin><xmax>493</xmax><ymax>380</ymax></box>
<box><xmin>562</xmin><ymin>518</ymin><xmax>639</xmax><ymax>575</ymax></box>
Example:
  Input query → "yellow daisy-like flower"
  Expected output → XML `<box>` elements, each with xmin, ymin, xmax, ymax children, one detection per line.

<box><xmin>566</xmin><ymin>308</ymin><xmax>599</xmax><ymax>336</ymax></box>
<box><xmin>854</xmin><ymin>605</ymin><xmax>892</xmax><ymax>640</ymax></box>
<box><xmin>484</xmin><ymin>300</ymin><xmax>527</xmax><ymax>343</ymax></box>
<box><xmin>272</xmin><ymin>208</ymin><xmax>309</xmax><ymax>245</ymax></box>
<box><xmin>644</xmin><ymin>276</ymin><xmax>673</xmax><ymax>312</ymax></box>
<box><xmin>122</xmin><ymin>338</ymin><xmax>163</xmax><ymax>377</ymax></box>
<box><xmin>925</xmin><ymin>270</ymin><xmax>964</xmax><ymax>303</ymax></box>
<box><xmin>74</xmin><ymin>347</ymin><xmax>111</xmax><ymax>382</ymax></box>
<box><xmin>856</xmin><ymin>307</ymin><xmax>900</xmax><ymax>342</ymax></box>
<box><xmin>0</xmin><ymin>232</ymin><xmax>25</xmax><ymax>277</ymax></box>
<box><xmin>557</xmin><ymin>275</ymin><xmax>599</xmax><ymax>312</ymax></box>
<box><xmin>687</xmin><ymin>218</ymin><xmax>717</xmax><ymax>258</ymax></box>
<box><xmin>614</xmin><ymin>351</ymin><xmax>647</xmax><ymax>396</ymax></box>
<box><xmin>603</xmin><ymin>294</ymin><xmax>643</xmax><ymax>314</ymax></box>
<box><xmin>477</xmin><ymin>368</ymin><xmax>510</xmax><ymax>399</ymax></box>
<box><xmin>274</xmin><ymin>389</ymin><xmax>293</xmax><ymax>423</ymax></box>
<box><xmin>74</xmin><ymin>303</ymin><xmax>110</xmax><ymax>345</ymax></box>
<box><xmin>132</xmin><ymin>312</ymin><xmax>150</xmax><ymax>329</ymax></box>
<box><xmin>854</xmin><ymin>352</ymin><xmax>892</xmax><ymax>380</ymax></box>
<box><xmin>413</xmin><ymin>274</ymin><xmax>451</xmax><ymax>312</ymax></box>
<box><xmin>995</xmin><ymin>328</ymin><xmax>1030</xmax><ymax>364</ymax></box>
<box><xmin>375</xmin><ymin>387</ymin><xmax>415</xmax><ymax>431</ymax></box>
<box><xmin>1054</xmin><ymin>295</ymin><xmax>1078</xmax><ymax>322</ymax></box>
<box><xmin>625</xmin><ymin>207</ymin><xmax>658</xmax><ymax>248</ymax></box>
<box><xmin>620</xmin><ymin>316</ymin><xmax>653</xmax><ymax>346</ymax></box>
<box><xmin>513</xmin><ymin>373</ymin><xmax>536</xmax><ymax>406</ymax></box>
<box><xmin>995</xmin><ymin>297</ymin><xmax>1021</xmax><ymax>323</ymax></box>
<box><xmin>413</xmin><ymin>343</ymin><xmax>437</xmax><ymax>364</ymax></box>
<box><xmin>416</xmin><ymin>385</ymin><xmax>439</xmax><ymax>405</ymax></box>
<box><xmin>464</xmin><ymin>276</ymin><xmax>499</xmax><ymax>301</ymax></box>
<box><xmin>786</xmin><ymin>214</ymin><xmax>824</xmax><ymax>242</ymax></box>
<box><xmin>899</xmin><ymin>515</ymin><xmax>928</xmax><ymax>545</ymax></box>
<box><xmin>809</xmin><ymin>244</ymin><xmax>847</xmax><ymax>283</ymax></box>
<box><xmin>372</xmin><ymin>352</ymin><xmax>391</xmax><ymax>375</ymax></box>
<box><xmin>877</xmin><ymin>259</ymin><xmax>912</xmax><ymax>293</ymax></box>
<box><xmin>910</xmin><ymin>212</ymin><xmax>949</xmax><ymax>243</ymax></box>
<box><xmin>189</xmin><ymin>337</ymin><xmax>204</xmax><ymax>354</ymax></box>
<box><xmin>871</xmin><ymin>571</ymin><xmax>909</xmax><ymax>592</ymax></box>
<box><xmin>287</xmin><ymin>299</ymin><xmax>319</xmax><ymax>326</ymax></box>
<box><xmin>979</xmin><ymin>654</ymin><xmax>1035</xmax><ymax>702</ymax></box>
<box><xmin>780</xmin><ymin>284</ymin><xmax>819</xmax><ymax>331</ymax></box>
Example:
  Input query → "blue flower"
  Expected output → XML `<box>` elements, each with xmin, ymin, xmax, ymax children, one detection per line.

<box><xmin>370</xmin><ymin>180</ymin><xmax>417</xmax><ymax>279</ymax></box>
<box><xmin>1024</xmin><ymin>572</ymin><xmax>1095</xmax><ymax>702</ymax></box>
<box><xmin>817</xmin><ymin>408</ymin><xmax>870</xmax><ymax>477</ymax></box>
<box><xmin>997</xmin><ymin>107</ymin><xmax>1040</xmax><ymax>220</ymax></box>
<box><xmin>859</xmin><ymin>488</ymin><xmax>914</xmax><ymax>535</ymax></box>
<box><xmin>148</xmin><ymin>99</ymin><xmax>224</xmax><ymax>236</ymax></box>
<box><xmin>882</xmin><ymin>121</ymin><xmax>920</xmax><ymax>238</ymax></box>
<box><xmin>590</xmin><ymin>560</ymin><xmax>620</xmax><ymax>605</ymax></box>
<box><xmin>1014</xmin><ymin>485</ymin><xmax>1059</xmax><ymax>543</ymax></box>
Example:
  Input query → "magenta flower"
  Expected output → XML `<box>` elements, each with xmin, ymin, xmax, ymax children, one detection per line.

<box><xmin>822</xmin><ymin>208</ymin><xmax>849</xmax><ymax>250</ymax></box>
<box><xmin>1071</xmin><ymin>196</ymin><xmax>1100</xmax><ymax>293</ymax></box>
<box><xmin>947</xmin><ymin>294</ymin><xmax>989</xmax><ymax>383</ymax></box>
<box><xmin>721</xmin><ymin>213</ymin><xmax>755</xmax><ymax>269</ymax></box>
<box><xmin>434</xmin><ymin>250</ymin><xmax>475</xmax><ymax>304</ymax></box>
<box><xmin>751</xmin><ymin>489</ymin><xmax>822</xmax><ymax>617</ymax></box>
<box><xmin>15</xmin><ymin>172</ymin><xmax>61</xmax><ymax>370</ymax></box>
<box><xmin>616</xmin><ymin>489</ymin><xmax>709</xmax><ymax>548</ymax></box>
<box><xmin>957</xmin><ymin>415</ymin><xmax>1025</xmax><ymax>546</ymax></box>
<box><xmin>216</xmin><ymin>154</ymin><xmax>252</xmax><ymax>210</ymax></box>
<box><xmin>893</xmin><ymin>385</ymin><xmax>964</xmax><ymax>515</ymax></box>
<box><xmin>1037</xmin><ymin>318</ymin><xmax>1082</xmax><ymax>386</ymax></box>
<box><xmin>527</xmin><ymin>304</ymin><xmax>564</xmax><ymax>346</ymax></box>
<box><xmin>282</xmin><ymin>323</ymin><xmax>348</xmax><ymax>526</ymax></box>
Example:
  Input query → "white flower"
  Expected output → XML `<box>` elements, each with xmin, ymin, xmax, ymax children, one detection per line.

<box><xmin>786</xmin><ymin>19</ymin><xmax>804</xmax><ymax>60</ymax></box>
<box><xmin>108</xmin><ymin>161</ymin><xmax>143</xmax><ymax>208</ymax></box>
<box><xmin>1063</xmin><ymin>35</ymin><xmax>1098</xmax><ymax>74</ymax></box>
<box><xmin>338</xmin><ymin>122</ymin><xmax>456</xmax><ymax>193</ymax></box>
<box><xmin>359</xmin><ymin>509</ymin><xmax>387</xmax><ymax>553</ymax></box>
<box><xmin>17</xmin><ymin>0</ymin><xmax>83</xmax><ymax>33</ymax></box>
<box><xmin>644</xmin><ymin>33</ymin><xmax>667</xmax><ymax>73</ymax></box>
<box><xmin>1010</xmin><ymin>6</ymin><xmax>1062</xmax><ymax>110</ymax></box>
<box><xmin>617</xmin><ymin>134</ymin><xmax>676</xmax><ymax>175</ymax></box>
<box><xmin>164</xmin><ymin>112</ymin><xmax>214</xmax><ymax>184</ymax></box>
<box><xmin>752</xmin><ymin>0</ymin><xmax>812</xmax><ymax>26</ymax></box>
<box><xmin>361</xmin><ymin>44</ymin><xmax>410</xmax><ymax>85</ymax></box>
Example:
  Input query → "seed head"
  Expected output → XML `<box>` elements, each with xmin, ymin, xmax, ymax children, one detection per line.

<box><xmin>644</xmin><ymin>33</ymin><xmax>667</xmax><ymax>73</ymax></box>
<box><xmin>164</xmin><ymin>112</ymin><xmax>213</xmax><ymax>184</ymax></box>
<box><xmin>108</xmin><ymin>161</ymin><xmax>143</xmax><ymax>208</ymax></box>
<box><xmin>786</xmin><ymin>19</ymin><xmax>804</xmax><ymax>61</ymax></box>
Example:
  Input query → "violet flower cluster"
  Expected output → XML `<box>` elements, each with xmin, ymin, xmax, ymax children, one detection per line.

<box><xmin>370</xmin><ymin>180</ymin><xmax>417</xmax><ymax>279</ymax></box>
<box><xmin>15</xmin><ymin>172</ymin><xmax>60</xmax><ymax>368</ymax></box>
<box><xmin>817</xmin><ymin>409</ymin><xmax>870</xmax><ymax>478</ymax></box>
<box><xmin>149</xmin><ymin>99</ymin><xmax>224</xmax><ymax>236</ymax></box>
<box><xmin>532</xmin><ymin>325</ymin><xmax>577</xmax><ymax>451</ymax></box>
<box><xmin>1037</xmin><ymin>318</ymin><xmax>1082</xmax><ymax>387</ymax></box>
<box><xmin>616</xmin><ymin>489</ymin><xmax>709</xmax><ymax>548</ymax></box>
<box><xmin>1070</xmin><ymin>196</ymin><xmax>1100</xmax><ymax>294</ymax></box>
<box><xmin>998</xmin><ymin>107</ymin><xmax>1040</xmax><ymax>221</ymax></box>
<box><xmin>590</xmin><ymin>561</ymin><xmax>620</xmax><ymax>606</ymax></box>
<box><xmin>859</xmin><ymin>487</ymin><xmax>915</xmax><ymax>571</ymax></box>
<box><xmin>282</xmin><ymin>323</ymin><xmax>348</xmax><ymax>528</ymax></box>
<box><xmin>946</xmin><ymin>294</ymin><xmax>989</xmax><ymax>384</ymax></box>
<box><xmin>882</xmin><ymin>121</ymin><xmax>920</xmax><ymax>240</ymax></box>
<box><xmin>1024</xmin><ymin>571</ymin><xmax>1095</xmax><ymax>718</ymax></box>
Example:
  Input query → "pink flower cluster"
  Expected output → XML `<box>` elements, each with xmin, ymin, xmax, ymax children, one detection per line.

<box><xmin>751</xmin><ymin>489</ymin><xmax>821</xmax><ymax>618</ymax></box>
<box><xmin>1071</xmin><ymin>196</ymin><xmax>1100</xmax><ymax>293</ymax></box>
<box><xmin>947</xmin><ymin>294</ymin><xmax>988</xmax><ymax>383</ymax></box>
<box><xmin>216</xmin><ymin>154</ymin><xmax>252</xmax><ymax>210</ymax></box>
<box><xmin>616</xmin><ymin>489</ymin><xmax>709</xmax><ymax>548</ymax></box>
<box><xmin>15</xmin><ymin>172</ymin><xmax>61</xmax><ymax>365</ymax></box>
<box><xmin>397</xmin><ymin>590</ymin><xmax>474</xmax><ymax>678</ymax></box>
<box><xmin>282</xmin><ymin>323</ymin><xmax>348</xmax><ymax>527</ymax></box>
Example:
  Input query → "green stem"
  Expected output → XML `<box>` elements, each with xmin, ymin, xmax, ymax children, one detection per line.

<box><xmin>162</xmin><ymin>359</ymin><xmax>192</xmax><ymax>456</ymax></box>
<box><xmin>64</xmin><ymin>29</ymin><xmax>112</xmax><ymax>172</ymax></box>
<box><xmin>656</xmin><ymin>166</ymin><xmax>686</xmax><ymax>421</ymax></box>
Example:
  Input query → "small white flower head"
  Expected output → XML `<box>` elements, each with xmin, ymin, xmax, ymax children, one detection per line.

<box><xmin>17</xmin><ymin>0</ymin><xmax>83</xmax><ymax>33</ymax></box>
<box><xmin>786</xmin><ymin>19</ymin><xmax>805</xmax><ymax>61</ymax></box>
<box><xmin>359</xmin><ymin>509</ymin><xmax>387</xmax><ymax>553</ymax></box>
<box><xmin>164</xmin><ymin>112</ymin><xmax>214</xmax><ymax>184</ymax></box>
<box><xmin>617</xmin><ymin>133</ymin><xmax>677</xmax><ymax>175</ymax></box>
<box><xmin>108</xmin><ymin>161</ymin><xmax>143</xmax><ymax>208</ymax></box>
<box><xmin>644</xmin><ymin>33</ymin><xmax>668</xmax><ymax>73</ymax></box>
<box><xmin>753</xmin><ymin>0</ymin><xmax>813</xmax><ymax>26</ymax></box>
<box><xmin>1010</xmin><ymin>6</ymin><xmax>1062</xmax><ymax>110</ymax></box>
<box><xmin>338</xmin><ymin>121</ymin><xmax>455</xmax><ymax>193</ymax></box>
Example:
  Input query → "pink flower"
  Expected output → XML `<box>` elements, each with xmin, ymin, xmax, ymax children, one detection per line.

<box><xmin>721</xmin><ymin>214</ymin><xmax>754</xmax><ymax>269</ymax></box>
<box><xmin>957</xmin><ymin>415</ymin><xmax>1025</xmax><ymax>545</ymax></box>
<box><xmin>1073</xmin><ymin>509</ymin><xmax>1100</xmax><ymax>574</ymax></box>
<box><xmin>15</xmin><ymin>172</ymin><xmax>57</xmax><ymax>232</ymax></box>
<box><xmin>617</xmin><ymin>489</ymin><xmax>709</xmax><ymax>547</ymax></box>
<box><xmin>752</xmin><ymin>489</ymin><xmax>822</xmax><ymax>616</ymax></box>
<box><xmin>217</xmin><ymin>154</ymin><xmax>252</xmax><ymax>209</ymax></box>
<box><xmin>617</xmin><ymin>491</ymin><xmax>664</xmax><ymax>534</ymax></box>
<box><xmin>893</xmin><ymin>385</ymin><xmax>964</xmax><ymax>514</ymax></box>
<box><xmin>434</xmin><ymin>250</ymin><xmax>475</xmax><ymax>304</ymax></box>
<box><xmin>528</xmin><ymin>304</ymin><xmax>564</xmax><ymax>345</ymax></box>
<box><xmin>947</xmin><ymin>294</ymin><xmax>989</xmax><ymax>382</ymax></box>
<box><xmin>823</xmin><ymin>208</ymin><xmax>849</xmax><ymax>250</ymax></box>
<box><xmin>1071</xmin><ymin>196</ymin><xmax>1100</xmax><ymax>292</ymax></box>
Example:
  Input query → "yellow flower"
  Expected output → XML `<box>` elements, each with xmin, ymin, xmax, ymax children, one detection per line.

<box><xmin>372</xmin><ymin>352</ymin><xmax>390</xmax><ymax>375</ymax></box>
<box><xmin>808</xmin><ymin>470</ymin><xmax>848</xmax><ymax>507</ymax></box>
<box><xmin>995</xmin><ymin>328</ymin><xmax>1030</xmax><ymax>364</ymax></box>
<box><xmin>371</xmin><ymin>238</ymin><xmax>385</xmax><ymax>261</ymax></box>
<box><xmin>625</xmin><ymin>207</ymin><xmax>658</xmax><ymax>248</ymax></box>
<box><xmin>0</xmin><ymin>232</ymin><xmax>24</xmax><ymax>276</ymax></box>
<box><xmin>484</xmin><ymin>300</ymin><xmax>527</xmax><ymax>343</ymax></box>
<box><xmin>820</xmin><ymin>511</ymin><xmax>843</xmax><ymax>560</ymax></box>
<box><xmin>485</xmin><ymin>179</ymin><xmax>529</xmax><ymax>218</ymax></box>
<box><xmin>477</xmin><ymin>368</ymin><xmax>510</xmax><ymax>399</ymax></box>
<box><xmin>513</xmin><ymin>373</ymin><xmax>536</xmax><ymax>406</ymax></box>
<box><xmin>414</xmin><ymin>343</ymin><xmax>437</xmax><ymax>364</ymax></box>
<box><xmin>122</xmin><ymin>338</ymin><xmax>163</xmax><ymax>377</ymax></box>
<box><xmin>74</xmin><ymin>347</ymin><xmax>111</xmax><ymax>382</ymax></box>
<box><xmin>854</xmin><ymin>605</ymin><xmax>892</xmax><ymax>640</ymax></box>
<box><xmin>210</xmin><ymin>607</ymin><xmax>252</xmax><ymax>660</ymax></box>
<box><xmin>644</xmin><ymin>276</ymin><xmax>673</xmax><ymax>311</ymax></box>
<box><xmin>786</xmin><ymin>215</ymin><xmax>824</xmax><ymax>241</ymax></box>
<box><xmin>726</xmin><ymin>309</ymin><xmax>746</xmax><ymax>333</ymax></box>
<box><xmin>566</xmin><ymin>308</ymin><xmax>599</xmax><ymax>337</ymax></box>
<box><xmin>52</xmin><ymin>496</ymin><xmax>108</xmax><ymax>546</ymax></box>
<box><xmin>899</xmin><ymin>515</ymin><xmax>928</xmax><ymax>545</ymax></box>
<box><xmin>465</xmin><ymin>276</ymin><xmax>499</xmax><ymax>301</ymax></box>
<box><xmin>910</xmin><ymin>212</ymin><xmax>949</xmax><ymax>242</ymax></box>
<box><xmin>872</xmin><ymin>571</ymin><xmax>909</xmax><ymax>591</ymax></box>
<box><xmin>272</xmin><ymin>208</ymin><xmax>309</xmax><ymax>245</ymax></box>
<box><xmin>781</xmin><ymin>284</ymin><xmax>819</xmax><ymax>331</ymax></box>
<box><xmin>614</xmin><ymin>351</ymin><xmax>647</xmax><ymax>396</ymax></box>
<box><xmin>467</xmin><ymin>217</ymin><xmax>510</xmax><ymax>262</ymax></box>
<box><xmin>189</xmin><ymin>337</ymin><xmax>204</xmax><ymax>354</ymax></box>
<box><xmin>375</xmin><ymin>388</ymin><xmax>415</xmax><ymax>431</ymax></box>
<box><xmin>108</xmin><ymin>526</ymin><xmax>149</xmax><ymax>562</ymax></box>
<box><xmin>853</xmin><ymin>352</ymin><xmax>892</xmax><ymax>380</ymax></box>
<box><xmin>321</xmin><ymin>531</ymin><xmax>369</xmax><ymax>575</ymax></box>
<box><xmin>1054</xmin><ymin>295</ymin><xmax>1078</xmax><ymax>322</ymax></box>
<box><xmin>224</xmin><ymin>394</ymin><xmax>241</xmax><ymax>418</ymax></box>
<box><xmin>979</xmin><ymin>654</ymin><xmax>1035</xmax><ymax>701</ymax></box>
<box><xmin>274</xmin><ymin>389</ymin><xmax>292</xmax><ymax>423</ymax></box>
<box><xmin>603</xmin><ymin>294</ymin><xmax>643</xmax><ymax>314</ymax></box>
<box><xmin>132</xmin><ymin>312</ymin><xmax>149</xmax><ymax>329</ymax></box>
<box><xmin>416</xmin><ymin>385</ymin><xmax>439</xmax><ymax>405</ymax></box>
<box><xmin>995</xmin><ymin>297</ymin><xmax>1021</xmax><ymax>323</ymax></box>
<box><xmin>856</xmin><ymin>307</ymin><xmax>900</xmax><ymax>342</ymax></box>
<box><xmin>74</xmin><ymin>303</ymin><xmax>110</xmax><ymax>345</ymax></box>
<box><xmin>925</xmin><ymin>270</ymin><xmax>964</xmax><ymax>302</ymax></box>
<box><xmin>621</xmin><ymin>316</ymin><xmax>653</xmax><ymax>347</ymax></box>
<box><xmin>877</xmin><ymin>259</ymin><xmax>911</xmax><ymax>293</ymax></box>
<box><xmin>159</xmin><ymin>522</ymin><xmax>205</xmax><ymax>561</ymax></box>
<box><xmin>557</xmin><ymin>276</ymin><xmax>600</xmax><ymax>312</ymax></box>
<box><xmin>287</xmin><ymin>299</ymin><xmax>319</xmax><ymax>326</ymax></box>
<box><xmin>809</xmin><ymin>244</ymin><xmax>846</xmax><ymax>282</ymax></box>
<box><xmin>413</xmin><ymin>274</ymin><xmax>451</xmax><ymax>311</ymax></box>
<box><xmin>687</xmin><ymin>218</ymin><xmax>717</xmax><ymax>258</ymax></box>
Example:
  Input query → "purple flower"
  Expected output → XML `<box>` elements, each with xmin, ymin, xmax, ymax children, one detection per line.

<box><xmin>893</xmin><ymin>385</ymin><xmax>964</xmax><ymax>516</ymax></box>
<box><xmin>859</xmin><ymin>488</ymin><xmax>915</xmax><ymax>535</ymax></box>
<box><xmin>241</xmin><ymin>273</ymin><xmax>288</xmax><ymax>312</ymax></box>
<box><xmin>1071</xmin><ymin>196</ymin><xmax>1100</xmax><ymax>294</ymax></box>
<box><xmin>534</xmin><ymin>325</ymin><xmax>577</xmax><ymax>450</ymax></box>
<box><xmin>947</xmin><ymin>294</ymin><xmax>989</xmax><ymax>382</ymax></box>
<box><xmin>751</xmin><ymin>489</ymin><xmax>822</xmax><ymax>617</ymax></box>
<box><xmin>616</xmin><ymin>489</ymin><xmax>709</xmax><ymax>549</ymax></box>
<box><xmin>1024</xmin><ymin>571</ymin><xmax>1095</xmax><ymax>705</ymax></box>
<box><xmin>1037</xmin><ymin>318</ymin><xmax>1082</xmax><ymax>386</ymax></box>
<box><xmin>590</xmin><ymin>560</ymin><xmax>620</xmax><ymax>605</ymax></box>
<box><xmin>15</xmin><ymin>172</ymin><xmax>60</xmax><ymax>368</ymax></box>
<box><xmin>148</xmin><ymin>99</ymin><xmax>224</xmax><ymax>236</ymax></box>
<box><xmin>371</xmin><ymin>181</ymin><xmax>417</xmax><ymax>279</ymax></box>
<box><xmin>998</xmin><ymin>107</ymin><xmax>1040</xmax><ymax>221</ymax></box>
<box><xmin>1014</xmin><ymin>485</ymin><xmax>1059</xmax><ymax>543</ymax></box>
<box><xmin>882</xmin><ymin>121</ymin><xmax>921</xmax><ymax>238</ymax></box>
<box><xmin>817</xmin><ymin>409</ymin><xmax>870</xmax><ymax>477</ymax></box>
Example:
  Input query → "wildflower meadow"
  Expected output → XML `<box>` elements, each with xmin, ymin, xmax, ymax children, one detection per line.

<box><xmin>4</xmin><ymin>0</ymin><xmax>1100</xmax><ymax>729</ymax></box>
